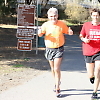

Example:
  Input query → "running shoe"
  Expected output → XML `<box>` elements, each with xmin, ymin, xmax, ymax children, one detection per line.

<box><xmin>90</xmin><ymin>77</ymin><xmax>95</xmax><ymax>84</ymax></box>
<box><xmin>56</xmin><ymin>89</ymin><xmax>62</xmax><ymax>97</ymax></box>
<box><xmin>91</xmin><ymin>92</ymin><xmax>98</xmax><ymax>99</ymax></box>
<box><xmin>53</xmin><ymin>82</ymin><xmax>61</xmax><ymax>92</ymax></box>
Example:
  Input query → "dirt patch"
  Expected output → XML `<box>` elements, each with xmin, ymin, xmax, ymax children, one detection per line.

<box><xmin>0</xmin><ymin>58</ymin><xmax>50</xmax><ymax>93</ymax></box>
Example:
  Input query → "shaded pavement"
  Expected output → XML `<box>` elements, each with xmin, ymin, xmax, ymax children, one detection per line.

<box><xmin>0</xmin><ymin>35</ymin><xmax>99</xmax><ymax>100</ymax></box>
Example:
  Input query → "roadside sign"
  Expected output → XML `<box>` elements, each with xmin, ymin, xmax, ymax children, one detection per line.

<box><xmin>17</xmin><ymin>39</ymin><xmax>32</xmax><ymax>51</ymax></box>
<box><xmin>16</xmin><ymin>27</ymin><xmax>34</xmax><ymax>39</ymax></box>
<box><xmin>17</xmin><ymin>4</ymin><xmax>35</xmax><ymax>26</ymax></box>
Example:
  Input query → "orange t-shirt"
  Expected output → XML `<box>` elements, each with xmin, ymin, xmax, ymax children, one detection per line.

<box><xmin>41</xmin><ymin>20</ymin><xmax>69</xmax><ymax>48</ymax></box>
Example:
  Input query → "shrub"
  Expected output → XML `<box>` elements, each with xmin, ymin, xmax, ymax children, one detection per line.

<box><xmin>64</xmin><ymin>3</ymin><xmax>89</xmax><ymax>24</ymax></box>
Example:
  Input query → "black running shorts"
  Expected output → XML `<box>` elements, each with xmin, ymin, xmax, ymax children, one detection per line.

<box><xmin>45</xmin><ymin>46</ymin><xmax>64</xmax><ymax>61</ymax></box>
<box><xmin>84</xmin><ymin>52</ymin><xmax>100</xmax><ymax>63</ymax></box>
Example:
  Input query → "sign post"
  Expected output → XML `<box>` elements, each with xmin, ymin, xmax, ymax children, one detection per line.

<box><xmin>16</xmin><ymin>27</ymin><xmax>34</xmax><ymax>39</ymax></box>
<box><xmin>17</xmin><ymin>4</ymin><xmax>35</xmax><ymax>27</ymax></box>
<box><xmin>17</xmin><ymin>4</ymin><xmax>35</xmax><ymax>58</ymax></box>
<box><xmin>17</xmin><ymin>39</ymin><xmax>32</xmax><ymax>51</ymax></box>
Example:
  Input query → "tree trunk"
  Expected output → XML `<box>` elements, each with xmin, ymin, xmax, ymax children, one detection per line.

<box><xmin>25</xmin><ymin>0</ymin><xmax>32</xmax><ymax>5</ymax></box>
<box><xmin>42</xmin><ymin>0</ymin><xmax>49</xmax><ymax>17</ymax></box>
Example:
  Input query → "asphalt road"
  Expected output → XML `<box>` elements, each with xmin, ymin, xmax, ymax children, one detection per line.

<box><xmin>0</xmin><ymin>35</ymin><xmax>98</xmax><ymax>100</ymax></box>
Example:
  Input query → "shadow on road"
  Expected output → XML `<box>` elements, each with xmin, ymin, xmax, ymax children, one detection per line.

<box><xmin>61</xmin><ymin>35</ymin><xmax>86</xmax><ymax>72</ymax></box>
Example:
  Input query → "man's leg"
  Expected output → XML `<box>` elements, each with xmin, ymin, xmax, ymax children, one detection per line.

<box><xmin>53</xmin><ymin>57</ymin><xmax>62</xmax><ymax>90</ymax></box>
<box><xmin>49</xmin><ymin>60</ymin><xmax>55</xmax><ymax>77</ymax></box>
<box><xmin>86</xmin><ymin>63</ymin><xmax>95</xmax><ymax>83</ymax></box>
<box><xmin>93</xmin><ymin>61</ymin><xmax>100</xmax><ymax>92</ymax></box>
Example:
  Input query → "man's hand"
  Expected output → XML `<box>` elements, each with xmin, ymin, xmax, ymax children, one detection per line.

<box><xmin>68</xmin><ymin>27</ymin><xmax>73</xmax><ymax>35</ymax></box>
<box><xmin>82</xmin><ymin>37</ymin><xmax>90</xmax><ymax>43</ymax></box>
<box><xmin>80</xmin><ymin>35</ymin><xmax>90</xmax><ymax>43</ymax></box>
<box><xmin>38</xmin><ymin>27</ymin><xmax>43</xmax><ymax>37</ymax></box>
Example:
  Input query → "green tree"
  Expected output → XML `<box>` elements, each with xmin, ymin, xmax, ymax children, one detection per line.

<box><xmin>41</xmin><ymin>0</ymin><xmax>50</xmax><ymax>17</ymax></box>
<box><xmin>0</xmin><ymin>0</ymin><xmax>17</xmax><ymax>24</ymax></box>
<box><xmin>65</xmin><ymin>3</ymin><xmax>89</xmax><ymax>24</ymax></box>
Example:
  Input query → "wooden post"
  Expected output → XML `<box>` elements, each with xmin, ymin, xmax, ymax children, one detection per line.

<box><xmin>23</xmin><ymin>51</ymin><xmax>26</xmax><ymax>58</ymax></box>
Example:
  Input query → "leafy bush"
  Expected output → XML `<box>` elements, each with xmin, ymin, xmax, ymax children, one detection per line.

<box><xmin>64</xmin><ymin>3</ymin><xmax>89</xmax><ymax>24</ymax></box>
